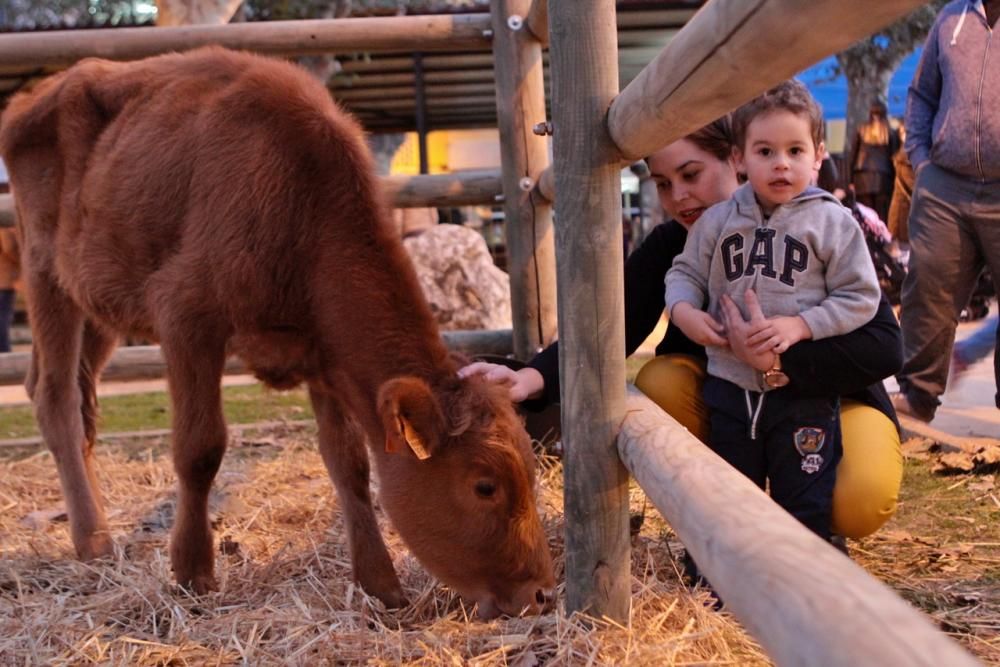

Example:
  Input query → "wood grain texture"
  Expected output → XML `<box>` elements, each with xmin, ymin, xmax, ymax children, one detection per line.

<box><xmin>608</xmin><ymin>0</ymin><xmax>929</xmax><ymax>160</ymax></box>
<box><xmin>548</xmin><ymin>0</ymin><xmax>631</xmax><ymax>621</ymax></box>
<box><xmin>619</xmin><ymin>386</ymin><xmax>981</xmax><ymax>667</ymax></box>
<box><xmin>0</xmin><ymin>14</ymin><xmax>492</xmax><ymax>68</ymax></box>
<box><xmin>0</xmin><ymin>173</ymin><xmax>504</xmax><ymax>227</ymax></box>
<box><xmin>0</xmin><ymin>331</ymin><xmax>514</xmax><ymax>387</ymax></box>
<box><xmin>491</xmin><ymin>0</ymin><xmax>558</xmax><ymax>360</ymax></box>
<box><xmin>382</xmin><ymin>170</ymin><xmax>503</xmax><ymax>208</ymax></box>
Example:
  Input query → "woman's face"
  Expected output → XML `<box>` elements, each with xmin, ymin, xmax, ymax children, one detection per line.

<box><xmin>647</xmin><ymin>139</ymin><xmax>740</xmax><ymax>229</ymax></box>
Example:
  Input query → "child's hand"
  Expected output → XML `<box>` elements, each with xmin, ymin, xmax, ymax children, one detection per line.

<box><xmin>746</xmin><ymin>315</ymin><xmax>812</xmax><ymax>354</ymax></box>
<box><xmin>671</xmin><ymin>302</ymin><xmax>728</xmax><ymax>347</ymax></box>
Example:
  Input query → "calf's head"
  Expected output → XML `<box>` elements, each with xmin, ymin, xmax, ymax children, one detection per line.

<box><xmin>377</xmin><ymin>375</ymin><xmax>556</xmax><ymax>617</ymax></box>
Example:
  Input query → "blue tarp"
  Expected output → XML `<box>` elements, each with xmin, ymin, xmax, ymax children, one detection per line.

<box><xmin>797</xmin><ymin>49</ymin><xmax>922</xmax><ymax>120</ymax></box>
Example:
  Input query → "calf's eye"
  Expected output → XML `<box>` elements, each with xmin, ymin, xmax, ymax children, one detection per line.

<box><xmin>474</xmin><ymin>480</ymin><xmax>497</xmax><ymax>498</ymax></box>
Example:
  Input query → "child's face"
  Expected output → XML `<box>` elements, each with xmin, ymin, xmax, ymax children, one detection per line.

<box><xmin>734</xmin><ymin>110</ymin><xmax>823</xmax><ymax>214</ymax></box>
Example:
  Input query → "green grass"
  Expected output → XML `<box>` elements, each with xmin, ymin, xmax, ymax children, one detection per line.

<box><xmin>0</xmin><ymin>383</ymin><xmax>313</xmax><ymax>441</ymax></box>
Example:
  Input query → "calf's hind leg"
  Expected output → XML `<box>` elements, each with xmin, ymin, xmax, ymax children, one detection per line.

<box><xmin>161</xmin><ymin>330</ymin><xmax>228</xmax><ymax>594</ymax></box>
<box><xmin>26</xmin><ymin>275</ymin><xmax>112</xmax><ymax>559</ymax></box>
<box><xmin>309</xmin><ymin>386</ymin><xmax>405</xmax><ymax>608</ymax></box>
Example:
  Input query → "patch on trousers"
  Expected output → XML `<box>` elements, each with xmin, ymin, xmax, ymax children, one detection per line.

<box><xmin>793</xmin><ymin>426</ymin><xmax>826</xmax><ymax>474</ymax></box>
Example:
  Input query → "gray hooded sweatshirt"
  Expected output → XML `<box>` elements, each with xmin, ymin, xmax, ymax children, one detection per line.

<box><xmin>665</xmin><ymin>183</ymin><xmax>881</xmax><ymax>392</ymax></box>
<box><xmin>906</xmin><ymin>0</ymin><xmax>1000</xmax><ymax>181</ymax></box>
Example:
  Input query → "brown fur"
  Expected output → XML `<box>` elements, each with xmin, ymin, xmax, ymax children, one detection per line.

<box><xmin>0</xmin><ymin>47</ymin><xmax>554</xmax><ymax>616</ymax></box>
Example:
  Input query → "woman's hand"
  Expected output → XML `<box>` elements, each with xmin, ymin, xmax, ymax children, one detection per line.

<box><xmin>670</xmin><ymin>302</ymin><xmax>728</xmax><ymax>347</ymax></box>
<box><xmin>719</xmin><ymin>290</ymin><xmax>776</xmax><ymax>372</ymax></box>
<box><xmin>457</xmin><ymin>362</ymin><xmax>545</xmax><ymax>403</ymax></box>
<box><xmin>745</xmin><ymin>315</ymin><xmax>812</xmax><ymax>354</ymax></box>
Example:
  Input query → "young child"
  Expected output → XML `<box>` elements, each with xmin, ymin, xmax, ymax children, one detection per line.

<box><xmin>665</xmin><ymin>80</ymin><xmax>881</xmax><ymax>541</ymax></box>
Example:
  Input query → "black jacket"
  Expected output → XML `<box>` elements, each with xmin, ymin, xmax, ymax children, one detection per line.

<box><xmin>527</xmin><ymin>220</ymin><xmax>902</xmax><ymax>429</ymax></box>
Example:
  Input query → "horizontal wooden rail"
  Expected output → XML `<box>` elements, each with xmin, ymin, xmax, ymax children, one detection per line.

<box><xmin>0</xmin><ymin>330</ymin><xmax>513</xmax><ymax>387</ymax></box>
<box><xmin>0</xmin><ymin>171</ymin><xmax>503</xmax><ymax>227</ymax></box>
<box><xmin>381</xmin><ymin>169</ymin><xmax>503</xmax><ymax>208</ymax></box>
<box><xmin>618</xmin><ymin>386</ymin><xmax>979</xmax><ymax>667</ymax></box>
<box><xmin>334</xmin><ymin>81</ymin><xmax>497</xmax><ymax>101</ymax></box>
<box><xmin>0</xmin><ymin>14</ymin><xmax>492</xmax><ymax>68</ymax></box>
<box><xmin>0</xmin><ymin>194</ymin><xmax>12</xmax><ymax>229</ymax></box>
<box><xmin>607</xmin><ymin>0</ymin><xmax>928</xmax><ymax>161</ymax></box>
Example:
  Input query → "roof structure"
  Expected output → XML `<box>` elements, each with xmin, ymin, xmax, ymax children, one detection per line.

<box><xmin>0</xmin><ymin>0</ymin><xmax>704</xmax><ymax>134</ymax></box>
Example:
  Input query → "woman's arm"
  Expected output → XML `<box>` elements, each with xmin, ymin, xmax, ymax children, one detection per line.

<box><xmin>522</xmin><ymin>222</ymin><xmax>690</xmax><ymax>407</ymax></box>
<box><xmin>781</xmin><ymin>294</ymin><xmax>902</xmax><ymax>397</ymax></box>
<box><xmin>722</xmin><ymin>289</ymin><xmax>902</xmax><ymax>398</ymax></box>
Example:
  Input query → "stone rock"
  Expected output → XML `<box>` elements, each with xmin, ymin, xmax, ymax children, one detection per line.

<box><xmin>403</xmin><ymin>224</ymin><xmax>511</xmax><ymax>331</ymax></box>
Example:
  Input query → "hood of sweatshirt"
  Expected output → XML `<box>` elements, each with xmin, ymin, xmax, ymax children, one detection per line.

<box><xmin>732</xmin><ymin>183</ymin><xmax>840</xmax><ymax>223</ymax></box>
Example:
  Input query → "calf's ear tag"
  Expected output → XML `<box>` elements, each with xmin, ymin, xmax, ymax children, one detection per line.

<box><xmin>401</xmin><ymin>418</ymin><xmax>432</xmax><ymax>460</ymax></box>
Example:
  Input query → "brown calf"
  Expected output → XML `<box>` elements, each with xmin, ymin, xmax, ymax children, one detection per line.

<box><xmin>0</xmin><ymin>47</ymin><xmax>555</xmax><ymax>618</ymax></box>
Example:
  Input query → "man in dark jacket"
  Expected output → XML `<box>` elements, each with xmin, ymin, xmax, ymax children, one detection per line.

<box><xmin>894</xmin><ymin>0</ymin><xmax>1000</xmax><ymax>422</ymax></box>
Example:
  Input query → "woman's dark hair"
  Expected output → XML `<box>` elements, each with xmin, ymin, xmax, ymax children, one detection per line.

<box><xmin>685</xmin><ymin>114</ymin><xmax>735</xmax><ymax>161</ymax></box>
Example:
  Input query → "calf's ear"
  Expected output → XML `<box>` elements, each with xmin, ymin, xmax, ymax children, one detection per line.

<box><xmin>377</xmin><ymin>377</ymin><xmax>446</xmax><ymax>461</ymax></box>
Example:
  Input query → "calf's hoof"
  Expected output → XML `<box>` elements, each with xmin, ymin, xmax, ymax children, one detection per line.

<box><xmin>74</xmin><ymin>531</ymin><xmax>114</xmax><ymax>560</ymax></box>
<box><xmin>177</xmin><ymin>573</ymin><xmax>219</xmax><ymax>595</ymax></box>
<box><xmin>358</xmin><ymin>572</ymin><xmax>407</xmax><ymax>609</ymax></box>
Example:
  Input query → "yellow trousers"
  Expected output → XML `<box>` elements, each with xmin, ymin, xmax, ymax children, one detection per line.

<box><xmin>634</xmin><ymin>355</ymin><xmax>902</xmax><ymax>538</ymax></box>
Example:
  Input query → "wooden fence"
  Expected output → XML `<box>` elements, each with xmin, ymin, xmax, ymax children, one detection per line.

<box><xmin>0</xmin><ymin>1</ymin><xmax>982</xmax><ymax>663</ymax></box>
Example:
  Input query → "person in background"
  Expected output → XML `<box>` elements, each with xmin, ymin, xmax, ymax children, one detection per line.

<box><xmin>886</xmin><ymin>120</ymin><xmax>914</xmax><ymax>256</ymax></box>
<box><xmin>461</xmin><ymin>114</ymin><xmax>903</xmax><ymax>549</ymax></box>
<box><xmin>850</xmin><ymin>101</ymin><xmax>900</xmax><ymax>223</ymax></box>
<box><xmin>0</xmin><ymin>228</ymin><xmax>19</xmax><ymax>353</ymax></box>
<box><xmin>893</xmin><ymin>0</ymin><xmax>1000</xmax><ymax>422</ymax></box>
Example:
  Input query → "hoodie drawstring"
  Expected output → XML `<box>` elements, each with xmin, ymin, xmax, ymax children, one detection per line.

<box><xmin>744</xmin><ymin>390</ymin><xmax>766</xmax><ymax>441</ymax></box>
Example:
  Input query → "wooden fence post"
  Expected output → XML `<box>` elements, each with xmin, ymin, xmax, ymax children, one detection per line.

<box><xmin>548</xmin><ymin>0</ymin><xmax>630</xmax><ymax>621</ymax></box>
<box><xmin>491</xmin><ymin>0</ymin><xmax>558</xmax><ymax>360</ymax></box>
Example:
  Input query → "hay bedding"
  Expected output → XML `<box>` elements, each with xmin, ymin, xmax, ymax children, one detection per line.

<box><xmin>0</xmin><ymin>423</ymin><xmax>767</xmax><ymax>666</ymax></box>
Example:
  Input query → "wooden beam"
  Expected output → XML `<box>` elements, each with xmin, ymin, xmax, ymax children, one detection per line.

<box><xmin>607</xmin><ymin>0</ymin><xmax>929</xmax><ymax>161</ymax></box>
<box><xmin>0</xmin><ymin>330</ymin><xmax>514</xmax><ymax>387</ymax></box>
<box><xmin>0</xmin><ymin>14</ymin><xmax>493</xmax><ymax>68</ymax></box>
<box><xmin>0</xmin><ymin>195</ymin><xmax>13</xmax><ymax>229</ymax></box>
<box><xmin>524</xmin><ymin>0</ymin><xmax>549</xmax><ymax>44</ymax></box>
<box><xmin>348</xmin><ymin>96</ymin><xmax>497</xmax><ymax>111</ymax></box>
<box><xmin>548</xmin><ymin>0</ymin><xmax>630</xmax><ymax>621</ymax></box>
<box><xmin>491</xmin><ymin>0</ymin><xmax>558</xmax><ymax>360</ymax></box>
<box><xmin>0</xmin><ymin>173</ymin><xmax>505</xmax><ymax>226</ymax></box>
<box><xmin>619</xmin><ymin>386</ymin><xmax>980</xmax><ymax>667</ymax></box>
<box><xmin>332</xmin><ymin>69</ymin><xmax>495</xmax><ymax>88</ymax></box>
<box><xmin>615</xmin><ymin>8</ymin><xmax>697</xmax><ymax>28</ymax></box>
<box><xmin>337</xmin><ymin>53</ymin><xmax>495</xmax><ymax>74</ymax></box>
<box><xmin>382</xmin><ymin>170</ymin><xmax>503</xmax><ymax>208</ymax></box>
<box><xmin>334</xmin><ymin>82</ymin><xmax>498</xmax><ymax>101</ymax></box>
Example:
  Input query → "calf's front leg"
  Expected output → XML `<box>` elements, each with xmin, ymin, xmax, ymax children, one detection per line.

<box><xmin>309</xmin><ymin>385</ymin><xmax>405</xmax><ymax>608</ymax></box>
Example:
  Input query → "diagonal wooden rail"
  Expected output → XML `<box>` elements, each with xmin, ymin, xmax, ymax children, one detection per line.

<box><xmin>608</xmin><ymin>0</ymin><xmax>931</xmax><ymax>160</ymax></box>
<box><xmin>619</xmin><ymin>386</ymin><xmax>980</xmax><ymax>666</ymax></box>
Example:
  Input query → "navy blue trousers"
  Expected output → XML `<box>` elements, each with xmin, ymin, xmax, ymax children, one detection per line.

<box><xmin>703</xmin><ymin>376</ymin><xmax>842</xmax><ymax>540</ymax></box>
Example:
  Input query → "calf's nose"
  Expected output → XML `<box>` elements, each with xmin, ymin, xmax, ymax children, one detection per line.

<box><xmin>535</xmin><ymin>586</ymin><xmax>557</xmax><ymax>612</ymax></box>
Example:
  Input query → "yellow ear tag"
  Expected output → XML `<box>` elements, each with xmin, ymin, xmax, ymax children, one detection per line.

<box><xmin>402</xmin><ymin>419</ymin><xmax>432</xmax><ymax>460</ymax></box>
